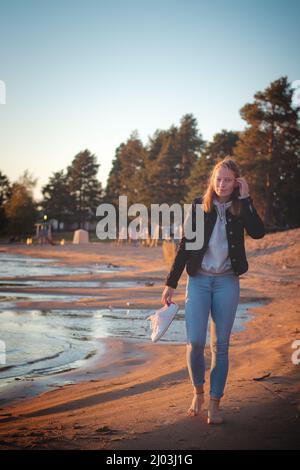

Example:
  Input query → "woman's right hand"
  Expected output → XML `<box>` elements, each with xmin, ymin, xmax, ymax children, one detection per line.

<box><xmin>161</xmin><ymin>286</ymin><xmax>174</xmax><ymax>305</ymax></box>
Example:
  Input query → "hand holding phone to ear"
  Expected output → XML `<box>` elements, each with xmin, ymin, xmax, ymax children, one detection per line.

<box><xmin>235</xmin><ymin>177</ymin><xmax>249</xmax><ymax>198</ymax></box>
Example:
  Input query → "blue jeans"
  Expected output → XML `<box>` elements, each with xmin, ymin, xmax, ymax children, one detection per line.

<box><xmin>185</xmin><ymin>271</ymin><xmax>240</xmax><ymax>399</ymax></box>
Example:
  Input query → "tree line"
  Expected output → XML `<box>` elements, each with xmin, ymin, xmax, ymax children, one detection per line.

<box><xmin>0</xmin><ymin>76</ymin><xmax>299</xmax><ymax>239</ymax></box>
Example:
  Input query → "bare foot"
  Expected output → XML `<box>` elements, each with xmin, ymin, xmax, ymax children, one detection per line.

<box><xmin>207</xmin><ymin>398</ymin><xmax>223</xmax><ymax>424</ymax></box>
<box><xmin>187</xmin><ymin>392</ymin><xmax>205</xmax><ymax>417</ymax></box>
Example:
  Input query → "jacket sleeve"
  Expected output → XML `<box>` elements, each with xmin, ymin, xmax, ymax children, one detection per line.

<box><xmin>165</xmin><ymin>197</ymin><xmax>200</xmax><ymax>289</ymax></box>
<box><xmin>165</xmin><ymin>234</ymin><xmax>190</xmax><ymax>289</ymax></box>
<box><xmin>240</xmin><ymin>196</ymin><xmax>265</xmax><ymax>239</ymax></box>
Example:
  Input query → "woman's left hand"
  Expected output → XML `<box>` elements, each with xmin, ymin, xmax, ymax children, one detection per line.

<box><xmin>235</xmin><ymin>177</ymin><xmax>249</xmax><ymax>198</ymax></box>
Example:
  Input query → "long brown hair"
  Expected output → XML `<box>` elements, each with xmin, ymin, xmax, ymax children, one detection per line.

<box><xmin>202</xmin><ymin>157</ymin><xmax>242</xmax><ymax>216</ymax></box>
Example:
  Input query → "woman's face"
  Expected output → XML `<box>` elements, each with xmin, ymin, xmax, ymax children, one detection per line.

<box><xmin>213</xmin><ymin>166</ymin><xmax>237</xmax><ymax>199</ymax></box>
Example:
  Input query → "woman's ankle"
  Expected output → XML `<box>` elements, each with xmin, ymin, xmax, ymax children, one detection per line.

<box><xmin>193</xmin><ymin>386</ymin><xmax>204</xmax><ymax>395</ymax></box>
<box><xmin>210</xmin><ymin>395</ymin><xmax>221</xmax><ymax>401</ymax></box>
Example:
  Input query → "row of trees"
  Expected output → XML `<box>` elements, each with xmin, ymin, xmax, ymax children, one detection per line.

<box><xmin>0</xmin><ymin>171</ymin><xmax>37</xmax><ymax>239</ymax></box>
<box><xmin>0</xmin><ymin>151</ymin><xmax>102</xmax><ymax>238</ymax></box>
<box><xmin>105</xmin><ymin>76</ymin><xmax>300</xmax><ymax>229</ymax></box>
<box><xmin>0</xmin><ymin>76</ymin><xmax>299</xmax><ymax>238</ymax></box>
<box><xmin>41</xmin><ymin>150</ymin><xmax>102</xmax><ymax>229</ymax></box>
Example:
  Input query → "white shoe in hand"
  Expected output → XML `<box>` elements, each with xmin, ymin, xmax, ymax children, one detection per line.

<box><xmin>147</xmin><ymin>302</ymin><xmax>179</xmax><ymax>342</ymax></box>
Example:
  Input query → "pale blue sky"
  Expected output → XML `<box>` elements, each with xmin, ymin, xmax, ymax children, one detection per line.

<box><xmin>0</xmin><ymin>0</ymin><xmax>299</xmax><ymax>200</ymax></box>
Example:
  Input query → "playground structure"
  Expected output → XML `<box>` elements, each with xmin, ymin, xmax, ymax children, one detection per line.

<box><xmin>35</xmin><ymin>222</ymin><xmax>55</xmax><ymax>245</ymax></box>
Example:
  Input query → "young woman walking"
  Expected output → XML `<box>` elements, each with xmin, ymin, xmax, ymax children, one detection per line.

<box><xmin>161</xmin><ymin>157</ymin><xmax>265</xmax><ymax>424</ymax></box>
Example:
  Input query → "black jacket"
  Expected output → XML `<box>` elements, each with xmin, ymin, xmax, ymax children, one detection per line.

<box><xmin>165</xmin><ymin>195</ymin><xmax>265</xmax><ymax>289</ymax></box>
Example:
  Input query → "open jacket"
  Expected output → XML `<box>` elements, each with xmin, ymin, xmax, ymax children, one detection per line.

<box><xmin>165</xmin><ymin>195</ymin><xmax>265</xmax><ymax>289</ymax></box>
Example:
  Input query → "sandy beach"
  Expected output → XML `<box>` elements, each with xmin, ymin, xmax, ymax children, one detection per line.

<box><xmin>0</xmin><ymin>229</ymin><xmax>299</xmax><ymax>450</ymax></box>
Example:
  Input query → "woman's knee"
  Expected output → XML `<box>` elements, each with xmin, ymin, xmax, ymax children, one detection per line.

<box><xmin>210</xmin><ymin>341</ymin><xmax>229</xmax><ymax>355</ymax></box>
<box><xmin>187</xmin><ymin>341</ymin><xmax>206</xmax><ymax>353</ymax></box>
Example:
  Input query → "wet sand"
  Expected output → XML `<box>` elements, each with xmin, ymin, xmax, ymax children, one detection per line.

<box><xmin>0</xmin><ymin>229</ymin><xmax>299</xmax><ymax>449</ymax></box>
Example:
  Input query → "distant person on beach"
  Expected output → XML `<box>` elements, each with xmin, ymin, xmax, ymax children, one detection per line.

<box><xmin>161</xmin><ymin>157</ymin><xmax>265</xmax><ymax>424</ymax></box>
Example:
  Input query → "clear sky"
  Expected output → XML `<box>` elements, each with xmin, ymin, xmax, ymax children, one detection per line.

<box><xmin>0</xmin><ymin>0</ymin><xmax>299</xmax><ymax>200</ymax></box>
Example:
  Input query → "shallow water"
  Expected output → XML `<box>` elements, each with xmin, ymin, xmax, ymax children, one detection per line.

<box><xmin>0</xmin><ymin>309</ymin><xmax>101</xmax><ymax>381</ymax></box>
<box><xmin>0</xmin><ymin>253</ymin><xmax>123</xmax><ymax>277</ymax></box>
<box><xmin>0</xmin><ymin>302</ymin><xmax>262</xmax><ymax>386</ymax></box>
<box><xmin>0</xmin><ymin>279</ymin><xmax>141</xmax><ymax>288</ymax></box>
<box><xmin>0</xmin><ymin>252</ymin><xmax>264</xmax><ymax>390</ymax></box>
<box><xmin>0</xmin><ymin>291</ymin><xmax>104</xmax><ymax>309</ymax></box>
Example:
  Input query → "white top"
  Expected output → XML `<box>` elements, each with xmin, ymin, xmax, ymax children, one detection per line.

<box><xmin>199</xmin><ymin>196</ymin><xmax>234</xmax><ymax>276</ymax></box>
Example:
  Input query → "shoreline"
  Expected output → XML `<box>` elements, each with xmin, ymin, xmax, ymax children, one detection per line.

<box><xmin>0</xmin><ymin>336</ymin><xmax>154</xmax><ymax>410</ymax></box>
<box><xmin>0</xmin><ymin>296</ymin><xmax>264</xmax><ymax>409</ymax></box>
<box><xmin>0</xmin><ymin>231</ymin><xmax>299</xmax><ymax>449</ymax></box>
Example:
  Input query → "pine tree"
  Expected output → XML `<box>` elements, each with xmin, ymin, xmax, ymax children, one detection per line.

<box><xmin>41</xmin><ymin>170</ymin><xmax>75</xmax><ymax>229</ymax></box>
<box><xmin>175</xmin><ymin>113</ymin><xmax>205</xmax><ymax>199</ymax></box>
<box><xmin>185</xmin><ymin>130</ymin><xmax>239</xmax><ymax>202</ymax></box>
<box><xmin>67</xmin><ymin>149</ymin><xmax>102</xmax><ymax>228</ymax></box>
<box><xmin>141</xmin><ymin>114</ymin><xmax>204</xmax><ymax>206</ymax></box>
<box><xmin>115</xmin><ymin>131</ymin><xmax>147</xmax><ymax>206</ymax></box>
<box><xmin>234</xmin><ymin>76</ymin><xmax>300</xmax><ymax>228</ymax></box>
<box><xmin>104</xmin><ymin>144</ymin><xmax>124</xmax><ymax>207</ymax></box>
<box><xmin>146</xmin><ymin>126</ymin><xmax>181</xmax><ymax>205</ymax></box>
